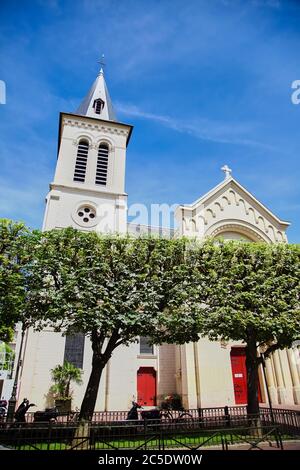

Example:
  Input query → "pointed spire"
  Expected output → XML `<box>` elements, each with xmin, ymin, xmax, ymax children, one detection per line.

<box><xmin>76</xmin><ymin>59</ymin><xmax>116</xmax><ymax>121</ymax></box>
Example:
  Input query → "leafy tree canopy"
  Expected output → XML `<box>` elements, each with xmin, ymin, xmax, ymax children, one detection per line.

<box><xmin>24</xmin><ymin>227</ymin><xmax>199</xmax><ymax>344</ymax></box>
<box><xmin>188</xmin><ymin>239</ymin><xmax>300</xmax><ymax>415</ymax></box>
<box><xmin>1</xmin><ymin>221</ymin><xmax>299</xmax><ymax>418</ymax></box>
<box><xmin>190</xmin><ymin>240</ymin><xmax>300</xmax><ymax>353</ymax></box>
<box><xmin>0</xmin><ymin>219</ymin><xmax>29</xmax><ymax>342</ymax></box>
<box><xmin>22</xmin><ymin>227</ymin><xmax>199</xmax><ymax>418</ymax></box>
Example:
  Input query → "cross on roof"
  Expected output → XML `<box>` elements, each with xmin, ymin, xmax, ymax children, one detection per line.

<box><xmin>98</xmin><ymin>54</ymin><xmax>105</xmax><ymax>73</ymax></box>
<box><xmin>221</xmin><ymin>164</ymin><xmax>232</xmax><ymax>180</ymax></box>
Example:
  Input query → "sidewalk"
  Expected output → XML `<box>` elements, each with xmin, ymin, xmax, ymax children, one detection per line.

<box><xmin>203</xmin><ymin>440</ymin><xmax>300</xmax><ymax>451</ymax></box>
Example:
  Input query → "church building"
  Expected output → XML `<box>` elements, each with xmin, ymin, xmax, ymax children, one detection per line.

<box><xmin>6</xmin><ymin>68</ymin><xmax>300</xmax><ymax>411</ymax></box>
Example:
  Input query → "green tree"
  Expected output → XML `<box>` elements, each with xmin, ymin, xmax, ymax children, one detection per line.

<box><xmin>191</xmin><ymin>240</ymin><xmax>300</xmax><ymax>415</ymax></box>
<box><xmin>0</xmin><ymin>341</ymin><xmax>15</xmax><ymax>372</ymax></box>
<box><xmin>50</xmin><ymin>361</ymin><xmax>83</xmax><ymax>400</ymax></box>
<box><xmin>0</xmin><ymin>219</ymin><xmax>29</xmax><ymax>342</ymax></box>
<box><xmin>24</xmin><ymin>228</ymin><xmax>199</xmax><ymax>420</ymax></box>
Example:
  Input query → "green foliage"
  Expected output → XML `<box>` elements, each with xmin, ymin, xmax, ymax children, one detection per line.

<box><xmin>0</xmin><ymin>326</ymin><xmax>14</xmax><ymax>343</ymax></box>
<box><xmin>0</xmin><ymin>341</ymin><xmax>15</xmax><ymax>371</ymax></box>
<box><xmin>1</xmin><ymin>220</ymin><xmax>299</xmax><ymax>417</ymax></box>
<box><xmin>21</xmin><ymin>227</ymin><xmax>199</xmax><ymax>418</ymax></box>
<box><xmin>188</xmin><ymin>239</ymin><xmax>300</xmax><ymax>414</ymax></box>
<box><xmin>0</xmin><ymin>219</ymin><xmax>29</xmax><ymax>341</ymax></box>
<box><xmin>23</xmin><ymin>228</ymin><xmax>199</xmax><ymax>345</ymax></box>
<box><xmin>50</xmin><ymin>361</ymin><xmax>83</xmax><ymax>399</ymax></box>
<box><xmin>190</xmin><ymin>240</ymin><xmax>300</xmax><ymax>351</ymax></box>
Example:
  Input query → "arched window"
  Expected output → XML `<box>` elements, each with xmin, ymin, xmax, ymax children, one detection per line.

<box><xmin>73</xmin><ymin>140</ymin><xmax>89</xmax><ymax>182</ymax></box>
<box><xmin>95</xmin><ymin>143</ymin><xmax>109</xmax><ymax>185</ymax></box>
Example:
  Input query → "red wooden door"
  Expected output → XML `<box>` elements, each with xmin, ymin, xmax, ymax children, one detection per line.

<box><xmin>137</xmin><ymin>367</ymin><xmax>156</xmax><ymax>406</ymax></box>
<box><xmin>230</xmin><ymin>348</ymin><xmax>262</xmax><ymax>404</ymax></box>
<box><xmin>230</xmin><ymin>348</ymin><xmax>248</xmax><ymax>404</ymax></box>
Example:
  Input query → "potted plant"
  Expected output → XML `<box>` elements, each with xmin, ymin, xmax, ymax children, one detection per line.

<box><xmin>50</xmin><ymin>361</ymin><xmax>83</xmax><ymax>412</ymax></box>
<box><xmin>159</xmin><ymin>394</ymin><xmax>183</xmax><ymax>411</ymax></box>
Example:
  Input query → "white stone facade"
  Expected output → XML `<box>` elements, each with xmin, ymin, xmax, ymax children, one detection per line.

<box><xmin>11</xmin><ymin>71</ymin><xmax>300</xmax><ymax>412</ymax></box>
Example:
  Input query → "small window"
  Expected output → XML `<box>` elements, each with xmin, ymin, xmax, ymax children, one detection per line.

<box><xmin>64</xmin><ymin>333</ymin><xmax>85</xmax><ymax>369</ymax></box>
<box><xmin>93</xmin><ymin>98</ymin><xmax>105</xmax><ymax>115</ymax></box>
<box><xmin>140</xmin><ymin>337</ymin><xmax>154</xmax><ymax>355</ymax></box>
<box><xmin>95</xmin><ymin>143</ymin><xmax>109</xmax><ymax>185</ymax></box>
<box><xmin>74</xmin><ymin>140</ymin><xmax>89</xmax><ymax>183</ymax></box>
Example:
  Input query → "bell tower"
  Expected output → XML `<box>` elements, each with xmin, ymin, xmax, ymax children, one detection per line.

<box><xmin>43</xmin><ymin>68</ymin><xmax>133</xmax><ymax>233</ymax></box>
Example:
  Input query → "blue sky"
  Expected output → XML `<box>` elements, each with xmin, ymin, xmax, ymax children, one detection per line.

<box><xmin>0</xmin><ymin>0</ymin><xmax>300</xmax><ymax>241</ymax></box>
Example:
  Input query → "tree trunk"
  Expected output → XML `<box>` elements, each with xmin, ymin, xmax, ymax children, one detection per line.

<box><xmin>78</xmin><ymin>329</ymin><xmax>120</xmax><ymax>421</ymax></box>
<box><xmin>78</xmin><ymin>353</ymin><xmax>105</xmax><ymax>421</ymax></box>
<box><xmin>66</xmin><ymin>380</ymin><xmax>70</xmax><ymax>398</ymax></box>
<box><xmin>246</xmin><ymin>337</ymin><xmax>260</xmax><ymax>416</ymax></box>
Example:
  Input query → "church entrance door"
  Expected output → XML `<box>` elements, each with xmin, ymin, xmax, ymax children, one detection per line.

<box><xmin>230</xmin><ymin>348</ymin><xmax>262</xmax><ymax>404</ymax></box>
<box><xmin>137</xmin><ymin>367</ymin><xmax>156</xmax><ymax>406</ymax></box>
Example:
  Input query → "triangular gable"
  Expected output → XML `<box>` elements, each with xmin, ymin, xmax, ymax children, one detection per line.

<box><xmin>176</xmin><ymin>176</ymin><xmax>289</xmax><ymax>243</ymax></box>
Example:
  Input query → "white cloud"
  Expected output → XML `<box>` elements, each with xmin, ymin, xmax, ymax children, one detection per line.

<box><xmin>116</xmin><ymin>101</ymin><xmax>275</xmax><ymax>150</ymax></box>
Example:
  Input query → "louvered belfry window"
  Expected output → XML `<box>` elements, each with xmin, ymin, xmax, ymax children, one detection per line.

<box><xmin>73</xmin><ymin>140</ymin><xmax>89</xmax><ymax>182</ymax></box>
<box><xmin>95</xmin><ymin>143</ymin><xmax>109</xmax><ymax>185</ymax></box>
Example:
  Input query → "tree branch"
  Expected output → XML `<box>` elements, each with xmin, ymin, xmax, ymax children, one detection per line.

<box><xmin>114</xmin><ymin>338</ymin><xmax>125</xmax><ymax>348</ymax></box>
<box><xmin>102</xmin><ymin>329</ymin><xmax>120</xmax><ymax>361</ymax></box>
<box><xmin>263</xmin><ymin>343</ymin><xmax>280</xmax><ymax>358</ymax></box>
<box><xmin>91</xmin><ymin>328</ymin><xmax>105</xmax><ymax>356</ymax></box>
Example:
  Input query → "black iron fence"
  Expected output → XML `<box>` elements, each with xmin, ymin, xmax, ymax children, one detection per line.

<box><xmin>20</xmin><ymin>405</ymin><xmax>249</xmax><ymax>423</ymax></box>
<box><xmin>0</xmin><ymin>421</ymin><xmax>285</xmax><ymax>451</ymax></box>
<box><xmin>0</xmin><ymin>406</ymin><xmax>299</xmax><ymax>451</ymax></box>
<box><xmin>19</xmin><ymin>405</ymin><xmax>300</xmax><ymax>430</ymax></box>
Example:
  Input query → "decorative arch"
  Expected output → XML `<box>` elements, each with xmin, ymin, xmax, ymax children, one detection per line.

<box><xmin>214</xmin><ymin>201</ymin><xmax>224</xmax><ymax>212</ymax></box>
<box><xmin>221</xmin><ymin>195</ymin><xmax>231</xmax><ymax>206</ymax></box>
<box><xmin>206</xmin><ymin>208</ymin><xmax>216</xmax><ymax>221</ymax></box>
<box><xmin>206</xmin><ymin>221</ymin><xmax>272</xmax><ymax>243</ymax></box>
<box><xmin>95</xmin><ymin>136</ymin><xmax>115</xmax><ymax>149</ymax></box>
<box><xmin>228</xmin><ymin>189</ymin><xmax>238</xmax><ymax>205</ymax></box>
<box><xmin>277</xmin><ymin>231</ymin><xmax>285</xmax><ymax>242</ymax></box>
<box><xmin>191</xmin><ymin>218</ymin><xmax>197</xmax><ymax>232</ymax></box>
<box><xmin>74</xmin><ymin>133</ymin><xmax>93</xmax><ymax>146</ymax></box>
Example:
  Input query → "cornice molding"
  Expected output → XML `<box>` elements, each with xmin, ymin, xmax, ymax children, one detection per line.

<box><xmin>63</xmin><ymin>117</ymin><xmax>130</xmax><ymax>138</ymax></box>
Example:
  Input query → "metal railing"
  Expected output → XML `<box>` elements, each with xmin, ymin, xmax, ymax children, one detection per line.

<box><xmin>0</xmin><ymin>406</ymin><xmax>299</xmax><ymax>451</ymax></box>
<box><xmin>20</xmin><ymin>405</ymin><xmax>300</xmax><ymax>431</ymax></box>
<box><xmin>22</xmin><ymin>405</ymin><xmax>248</xmax><ymax>423</ymax></box>
<box><xmin>0</xmin><ymin>420</ymin><xmax>285</xmax><ymax>451</ymax></box>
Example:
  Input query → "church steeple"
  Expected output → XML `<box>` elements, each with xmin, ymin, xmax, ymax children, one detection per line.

<box><xmin>76</xmin><ymin>68</ymin><xmax>116</xmax><ymax>121</ymax></box>
<box><xmin>43</xmin><ymin>66</ymin><xmax>132</xmax><ymax>234</ymax></box>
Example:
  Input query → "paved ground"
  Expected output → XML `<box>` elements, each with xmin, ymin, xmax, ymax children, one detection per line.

<box><xmin>202</xmin><ymin>440</ymin><xmax>300</xmax><ymax>451</ymax></box>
